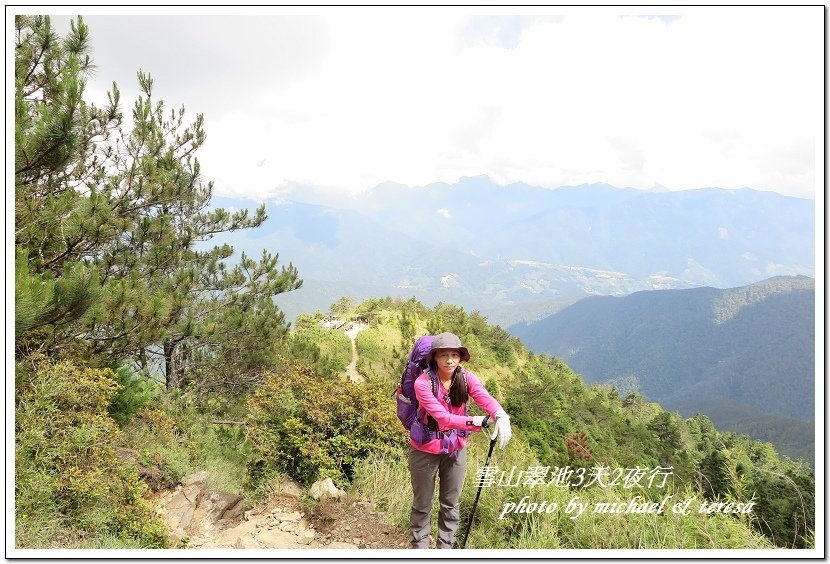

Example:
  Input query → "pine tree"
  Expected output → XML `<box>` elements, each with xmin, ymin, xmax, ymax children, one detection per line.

<box><xmin>15</xmin><ymin>15</ymin><xmax>115</xmax><ymax>358</ymax></box>
<box><xmin>15</xmin><ymin>15</ymin><xmax>302</xmax><ymax>390</ymax></box>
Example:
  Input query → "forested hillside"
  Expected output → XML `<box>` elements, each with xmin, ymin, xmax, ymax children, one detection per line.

<box><xmin>341</xmin><ymin>298</ymin><xmax>815</xmax><ymax>549</ymax></box>
<box><xmin>509</xmin><ymin>276</ymin><xmax>816</xmax><ymax>463</ymax></box>
<box><xmin>13</xmin><ymin>15</ymin><xmax>815</xmax><ymax>553</ymax></box>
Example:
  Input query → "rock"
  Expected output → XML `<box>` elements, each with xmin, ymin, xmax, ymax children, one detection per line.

<box><xmin>282</xmin><ymin>511</ymin><xmax>302</xmax><ymax>522</ymax></box>
<box><xmin>309</xmin><ymin>477</ymin><xmax>346</xmax><ymax>501</ymax></box>
<box><xmin>278</xmin><ymin>520</ymin><xmax>298</xmax><ymax>532</ymax></box>
<box><xmin>218</xmin><ymin>520</ymin><xmax>258</xmax><ymax>546</ymax></box>
<box><xmin>155</xmin><ymin>470</ymin><xmax>251</xmax><ymax>542</ymax></box>
<box><xmin>255</xmin><ymin>527</ymin><xmax>303</xmax><ymax>548</ymax></box>
<box><xmin>163</xmin><ymin>491</ymin><xmax>196</xmax><ymax>531</ymax></box>
<box><xmin>207</xmin><ymin>491</ymin><xmax>245</xmax><ymax>522</ymax></box>
<box><xmin>277</xmin><ymin>476</ymin><xmax>304</xmax><ymax>498</ymax></box>
<box><xmin>297</xmin><ymin>530</ymin><xmax>316</xmax><ymax>545</ymax></box>
<box><xmin>181</xmin><ymin>483</ymin><xmax>203</xmax><ymax>505</ymax></box>
<box><xmin>182</xmin><ymin>471</ymin><xmax>209</xmax><ymax>487</ymax></box>
<box><xmin>235</xmin><ymin>536</ymin><xmax>259</xmax><ymax>549</ymax></box>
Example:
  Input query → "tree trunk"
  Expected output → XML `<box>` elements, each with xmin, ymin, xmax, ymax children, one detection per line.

<box><xmin>164</xmin><ymin>339</ymin><xmax>177</xmax><ymax>388</ymax></box>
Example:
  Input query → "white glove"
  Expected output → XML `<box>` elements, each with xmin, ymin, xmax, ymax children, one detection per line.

<box><xmin>471</xmin><ymin>415</ymin><xmax>490</xmax><ymax>428</ymax></box>
<box><xmin>490</xmin><ymin>409</ymin><xmax>512</xmax><ymax>449</ymax></box>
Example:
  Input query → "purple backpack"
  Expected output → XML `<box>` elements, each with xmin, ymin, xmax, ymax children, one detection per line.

<box><xmin>395</xmin><ymin>335</ymin><xmax>434</xmax><ymax>430</ymax></box>
<box><xmin>395</xmin><ymin>335</ymin><xmax>469</xmax><ymax>449</ymax></box>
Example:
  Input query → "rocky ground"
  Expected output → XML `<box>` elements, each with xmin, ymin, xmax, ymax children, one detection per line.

<box><xmin>151</xmin><ymin>472</ymin><xmax>410</xmax><ymax>551</ymax></box>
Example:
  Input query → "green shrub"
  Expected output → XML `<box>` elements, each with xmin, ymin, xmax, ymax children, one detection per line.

<box><xmin>15</xmin><ymin>354</ymin><xmax>170</xmax><ymax>548</ymax></box>
<box><xmin>246</xmin><ymin>358</ymin><xmax>408</xmax><ymax>487</ymax></box>
<box><xmin>108</xmin><ymin>366</ymin><xmax>160</xmax><ymax>424</ymax></box>
<box><xmin>287</xmin><ymin>324</ymin><xmax>352</xmax><ymax>378</ymax></box>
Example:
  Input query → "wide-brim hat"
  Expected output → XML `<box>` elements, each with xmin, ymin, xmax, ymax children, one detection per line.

<box><xmin>428</xmin><ymin>332</ymin><xmax>471</xmax><ymax>364</ymax></box>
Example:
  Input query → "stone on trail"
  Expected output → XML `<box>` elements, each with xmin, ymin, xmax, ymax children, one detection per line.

<box><xmin>309</xmin><ymin>477</ymin><xmax>346</xmax><ymax>500</ymax></box>
<box><xmin>297</xmin><ymin>529</ymin><xmax>317</xmax><ymax>545</ymax></box>
<box><xmin>234</xmin><ymin>537</ymin><xmax>259</xmax><ymax>549</ymax></box>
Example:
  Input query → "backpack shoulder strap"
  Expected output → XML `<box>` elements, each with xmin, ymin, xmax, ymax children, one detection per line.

<box><xmin>460</xmin><ymin>368</ymin><xmax>469</xmax><ymax>415</ymax></box>
<box><xmin>426</xmin><ymin>367</ymin><xmax>439</xmax><ymax>398</ymax></box>
<box><xmin>417</xmin><ymin>368</ymin><xmax>439</xmax><ymax>425</ymax></box>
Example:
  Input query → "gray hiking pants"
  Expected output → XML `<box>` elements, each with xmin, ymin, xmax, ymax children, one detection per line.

<box><xmin>407</xmin><ymin>445</ymin><xmax>468</xmax><ymax>549</ymax></box>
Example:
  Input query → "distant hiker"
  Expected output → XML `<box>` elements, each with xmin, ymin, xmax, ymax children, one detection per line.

<box><xmin>406</xmin><ymin>332</ymin><xmax>512</xmax><ymax>549</ymax></box>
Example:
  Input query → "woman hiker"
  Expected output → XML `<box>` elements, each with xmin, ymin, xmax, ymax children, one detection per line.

<box><xmin>407</xmin><ymin>332</ymin><xmax>512</xmax><ymax>549</ymax></box>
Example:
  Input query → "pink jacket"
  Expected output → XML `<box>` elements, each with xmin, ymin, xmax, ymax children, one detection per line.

<box><xmin>410</xmin><ymin>369</ymin><xmax>503</xmax><ymax>455</ymax></box>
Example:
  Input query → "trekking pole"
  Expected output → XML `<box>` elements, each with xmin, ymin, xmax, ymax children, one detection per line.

<box><xmin>459</xmin><ymin>435</ymin><xmax>498</xmax><ymax>549</ymax></box>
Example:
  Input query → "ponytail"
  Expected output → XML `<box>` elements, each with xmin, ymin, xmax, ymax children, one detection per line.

<box><xmin>449</xmin><ymin>367</ymin><xmax>468</xmax><ymax>407</ymax></box>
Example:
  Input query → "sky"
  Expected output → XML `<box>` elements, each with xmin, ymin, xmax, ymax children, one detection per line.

<box><xmin>14</xmin><ymin>5</ymin><xmax>824</xmax><ymax>201</ymax></box>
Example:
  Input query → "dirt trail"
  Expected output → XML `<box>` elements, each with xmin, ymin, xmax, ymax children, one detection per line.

<box><xmin>152</xmin><ymin>473</ymin><xmax>410</xmax><ymax>550</ymax></box>
<box><xmin>344</xmin><ymin>322</ymin><xmax>368</xmax><ymax>383</ymax></box>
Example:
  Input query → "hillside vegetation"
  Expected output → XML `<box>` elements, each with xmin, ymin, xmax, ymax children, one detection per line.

<box><xmin>16</xmin><ymin>292</ymin><xmax>816</xmax><ymax>550</ymax></box>
<box><xmin>345</xmin><ymin>298</ymin><xmax>814</xmax><ymax>549</ymax></box>
<box><xmin>13</xmin><ymin>15</ymin><xmax>814</xmax><ymax>553</ymax></box>
<box><xmin>510</xmin><ymin>276</ymin><xmax>816</xmax><ymax>463</ymax></box>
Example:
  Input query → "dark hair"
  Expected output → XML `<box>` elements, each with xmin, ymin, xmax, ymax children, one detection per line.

<box><xmin>427</xmin><ymin>360</ymin><xmax>469</xmax><ymax>406</ymax></box>
<box><xmin>448</xmin><ymin>367</ymin><xmax>469</xmax><ymax>406</ymax></box>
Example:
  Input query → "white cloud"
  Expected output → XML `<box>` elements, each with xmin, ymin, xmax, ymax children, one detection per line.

<box><xmin>39</xmin><ymin>7</ymin><xmax>822</xmax><ymax>200</ymax></box>
<box><xmin>436</xmin><ymin>208</ymin><xmax>453</xmax><ymax>220</ymax></box>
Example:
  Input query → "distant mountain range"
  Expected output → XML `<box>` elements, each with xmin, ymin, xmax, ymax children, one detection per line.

<box><xmin>508</xmin><ymin>276</ymin><xmax>816</xmax><ymax>463</ymax></box>
<box><xmin>210</xmin><ymin>177</ymin><xmax>814</xmax><ymax>327</ymax></box>
<box><xmin>207</xmin><ymin>178</ymin><xmax>816</xmax><ymax>461</ymax></box>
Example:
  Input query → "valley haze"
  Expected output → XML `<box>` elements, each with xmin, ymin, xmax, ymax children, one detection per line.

<box><xmin>207</xmin><ymin>177</ymin><xmax>814</xmax><ymax>328</ymax></box>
